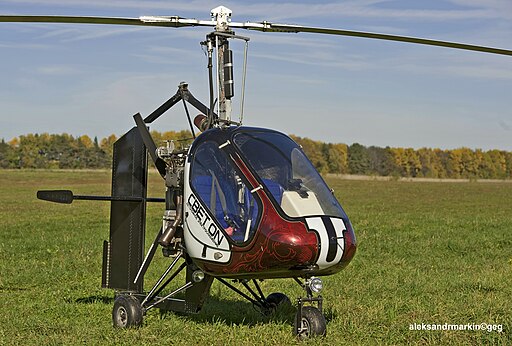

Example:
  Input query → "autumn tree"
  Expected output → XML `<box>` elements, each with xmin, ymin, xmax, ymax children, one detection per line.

<box><xmin>325</xmin><ymin>143</ymin><xmax>348</xmax><ymax>174</ymax></box>
<box><xmin>0</xmin><ymin>139</ymin><xmax>16</xmax><ymax>168</ymax></box>
<box><xmin>348</xmin><ymin>143</ymin><xmax>370</xmax><ymax>175</ymax></box>
<box><xmin>367</xmin><ymin>146</ymin><xmax>396</xmax><ymax>176</ymax></box>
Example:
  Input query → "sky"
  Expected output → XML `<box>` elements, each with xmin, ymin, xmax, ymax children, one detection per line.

<box><xmin>0</xmin><ymin>0</ymin><xmax>511</xmax><ymax>150</ymax></box>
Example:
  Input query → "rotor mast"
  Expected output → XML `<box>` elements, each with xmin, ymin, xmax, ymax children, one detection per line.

<box><xmin>211</xmin><ymin>6</ymin><xmax>234</xmax><ymax>123</ymax></box>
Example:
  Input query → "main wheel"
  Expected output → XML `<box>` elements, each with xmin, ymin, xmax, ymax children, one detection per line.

<box><xmin>262</xmin><ymin>292</ymin><xmax>291</xmax><ymax>315</ymax></box>
<box><xmin>112</xmin><ymin>295</ymin><xmax>143</xmax><ymax>328</ymax></box>
<box><xmin>294</xmin><ymin>306</ymin><xmax>327</xmax><ymax>338</ymax></box>
<box><xmin>266</xmin><ymin>293</ymin><xmax>291</xmax><ymax>308</ymax></box>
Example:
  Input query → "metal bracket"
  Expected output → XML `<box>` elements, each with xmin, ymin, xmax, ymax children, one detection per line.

<box><xmin>211</xmin><ymin>5</ymin><xmax>232</xmax><ymax>32</ymax></box>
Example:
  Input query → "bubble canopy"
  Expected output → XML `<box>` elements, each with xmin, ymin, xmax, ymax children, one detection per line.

<box><xmin>232</xmin><ymin>130</ymin><xmax>347</xmax><ymax>219</ymax></box>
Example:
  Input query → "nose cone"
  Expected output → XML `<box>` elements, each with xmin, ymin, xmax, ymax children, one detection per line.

<box><xmin>268</xmin><ymin>227</ymin><xmax>318</xmax><ymax>264</ymax></box>
<box><xmin>342</xmin><ymin>220</ymin><xmax>357</xmax><ymax>265</ymax></box>
<box><xmin>304</xmin><ymin>216</ymin><xmax>356</xmax><ymax>275</ymax></box>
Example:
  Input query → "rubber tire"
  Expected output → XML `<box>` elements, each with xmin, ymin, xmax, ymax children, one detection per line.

<box><xmin>112</xmin><ymin>295</ymin><xmax>143</xmax><ymax>328</ymax></box>
<box><xmin>265</xmin><ymin>292</ymin><xmax>291</xmax><ymax>309</ymax></box>
<box><xmin>294</xmin><ymin>306</ymin><xmax>327</xmax><ymax>338</ymax></box>
<box><xmin>261</xmin><ymin>292</ymin><xmax>291</xmax><ymax>315</ymax></box>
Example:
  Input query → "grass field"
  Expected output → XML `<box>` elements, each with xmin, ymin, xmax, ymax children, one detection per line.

<box><xmin>0</xmin><ymin>170</ymin><xmax>510</xmax><ymax>345</ymax></box>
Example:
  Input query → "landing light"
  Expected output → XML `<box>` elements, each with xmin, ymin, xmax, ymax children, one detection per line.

<box><xmin>192</xmin><ymin>270</ymin><xmax>205</xmax><ymax>283</ymax></box>
<box><xmin>308</xmin><ymin>277</ymin><xmax>323</xmax><ymax>293</ymax></box>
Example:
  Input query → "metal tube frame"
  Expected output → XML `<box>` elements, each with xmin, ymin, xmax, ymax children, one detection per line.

<box><xmin>148</xmin><ymin>262</ymin><xmax>187</xmax><ymax>302</ymax></box>
<box><xmin>141</xmin><ymin>252</ymin><xmax>183</xmax><ymax>306</ymax></box>
<box><xmin>144</xmin><ymin>279</ymin><xmax>193</xmax><ymax>311</ymax></box>
<box><xmin>143</xmin><ymin>82</ymin><xmax>217</xmax><ymax>125</ymax></box>
<box><xmin>133</xmin><ymin>226</ymin><xmax>164</xmax><ymax>285</ymax></box>
<box><xmin>216</xmin><ymin>278</ymin><xmax>273</xmax><ymax>312</ymax></box>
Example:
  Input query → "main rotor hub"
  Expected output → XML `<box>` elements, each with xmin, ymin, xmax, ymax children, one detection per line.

<box><xmin>211</xmin><ymin>6</ymin><xmax>232</xmax><ymax>32</ymax></box>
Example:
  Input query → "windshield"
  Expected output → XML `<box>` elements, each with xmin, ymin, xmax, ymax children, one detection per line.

<box><xmin>233</xmin><ymin>130</ymin><xmax>346</xmax><ymax>218</ymax></box>
<box><xmin>189</xmin><ymin>140</ymin><xmax>260</xmax><ymax>244</ymax></box>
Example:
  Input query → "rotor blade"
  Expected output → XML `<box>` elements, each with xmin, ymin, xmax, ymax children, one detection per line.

<box><xmin>133</xmin><ymin>113</ymin><xmax>167</xmax><ymax>178</ymax></box>
<box><xmin>2</xmin><ymin>14</ymin><xmax>510</xmax><ymax>56</ymax></box>
<box><xmin>0</xmin><ymin>15</ymin><xmax>215</xmax><ymax>28</ymax></box>
<box><xmin>37</xmin><ymin>190</ymin><xmax>164</xmax><ymax>204</ymax></box>
<box><xmin>233</xmin><ymin>22</ymin><xmax>512</xmax><ymax>56</ymax></box>
<box><xmin>0</xmin><ymin>15</ymin><xmax>146</xmax><ymax>26</ymax></box>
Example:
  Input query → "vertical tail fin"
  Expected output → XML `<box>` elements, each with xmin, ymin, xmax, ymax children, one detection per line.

<box><xmin>102</xmin><ymin>127</ymin><xmax>147</xmax><ymax>293</ymax></box>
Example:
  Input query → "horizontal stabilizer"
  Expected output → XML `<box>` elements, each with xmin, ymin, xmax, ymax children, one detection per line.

<box><xmin>37</xmin><ymin>190</ymin><xmax>73</xmax><ymax>204</ymax></box>
<box><xmin>36</xmin><ymin>190</ymin><xmax>164</xmax><ymax>204</ymax></box>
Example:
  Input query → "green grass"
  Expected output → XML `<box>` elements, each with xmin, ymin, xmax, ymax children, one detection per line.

<box><xmin>0</xmin><ymin>170</ymin><xmax>510</xmax><ymax>345</ymax></box>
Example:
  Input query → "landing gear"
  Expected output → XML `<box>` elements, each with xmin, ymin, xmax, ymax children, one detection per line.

<box><xmin>216</xmin><ymin>278</ymin><xmax>291</xmax><ymax>315</ymax></box>
<box><xmin>293</xmin><ymin>277</ymin><xmax>327</xmax><ymax>338</ymax></box>
<box><xmin>112</xmin><ymin>252</ymin><xmax>214</xmax><ymax>329</ymax></box>
<box><xmin>112</xmin><ymin>295</ymin><xmax>144</xmax><ymax>328</ymax></box>
<box><xmin>217</xmin><ymin>276</ymin><xmax>328</xmax><ymax>338</ymax></box>
<box><xmin>294</xmin><ymin>306</ymin><xmax>326</xmax><ymax>338</ymax></box>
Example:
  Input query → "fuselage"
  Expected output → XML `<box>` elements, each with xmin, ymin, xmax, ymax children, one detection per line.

<box><xmin>183</xmin><ymin>126</ymin><xmax>356</xmax><ymax>279</ymax></box>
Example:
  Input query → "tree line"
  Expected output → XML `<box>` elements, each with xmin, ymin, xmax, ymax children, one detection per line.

<box><xmin>291</xmin><ymin>135</ymin><xmax>512</xmax><ymax>179</ymax></box>
<box><xmin>1</xmin><ymin>132</ymin><xmax>511</xmax><ymax>179</ymax></box>
<box><xmin>0</xmin><ymin>131</ymin><xmax>191</xmax><ymax>170</ymax></box>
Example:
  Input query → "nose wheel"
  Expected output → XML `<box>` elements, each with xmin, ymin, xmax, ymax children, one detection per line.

<box><xmin>295</xmin><ymin>305</ymin><xmax>326</xmax><ymax>338</ymax></box>
<box><xmin>293</xmin><ymin>277</ymin><xmax>327</xmax><ymax>338</ymax></box>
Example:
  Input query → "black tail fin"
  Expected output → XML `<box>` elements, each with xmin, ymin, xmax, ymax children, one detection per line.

<box><xmin>102</xmin><ymin>127</ymin><xmax>147</xmax><ymax>293</ymax></box>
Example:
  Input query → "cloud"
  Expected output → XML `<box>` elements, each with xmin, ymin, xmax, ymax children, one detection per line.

<box><xmin>130</xmin><ymin>49</ymin><xmax>200</xmax><ymax>65</ymax></box>
<box><xmin>499</xmin><ymin>120</ymin><xmax>511</xmax><ymax>131</ymax></box>
<box><xmin>3</xmin><ymin>0</ymin><xmax>512</xmax><ymax>21</ymax></box>
<box><xmin>251</xmin><ymin>51</ymin><xmax>371</xmax><ymax>71</ymax></box>
<box><xmin>246</xmin><ymin>31</ymin><xmax>339</xmax><ymax>49</ymax></box>
<box><xmin>2</xmin><ymin>0</ymin><xmax>510</xmax><ymax>151</ymax></box>
<box><xmin>0</xmin><ymin>0</ymin><xmax>210</xmax><ymax>13</ymax></box>
<box><xmin>448</xmin><ymin>0</ymin><xmax>512</xmax><ymax>15</ymax></box>
<box><xmin>387</xmin><ymin>50</ymin><xmax>512</xmax><ymax>80</ymax></box>
<box><xmin>61</xmin><ymin>26</ymin><xmax>149</xmax><ymax>42</ymax></box>
<box><xmin>33</xmin><ymin>25</ymin><xmax>151</xmax><ymax>42</ymax></box>
<box><xmin>3</xmin><ymin>1</ymin><xmax>511</xmax><ymax>48</ymax></box>
<box><xmin>35</xmin><ymin>65</ymin><xmax>83</xmax><ymax>75</ymax></box>
<box><xmin>0</xmin><ymin>42</ymin><xmax>49</xmax><ymax>49</ymax></box>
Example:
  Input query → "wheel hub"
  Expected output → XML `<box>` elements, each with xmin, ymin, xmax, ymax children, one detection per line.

<box><xmin>116</xmin><ymin>306</ymin><xmax>128</xmax><ymax>327</ymax></box>
<box><xmin>299</xmin><ymin>317</ymin><xmax>311</xmax><ymax>337</ymax></box>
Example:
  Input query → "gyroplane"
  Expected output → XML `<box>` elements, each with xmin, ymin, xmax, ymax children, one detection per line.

<box><xmin>2</xmin><ymin>5</ymin><xmax>510</xmax><ymax>338</ymax></box>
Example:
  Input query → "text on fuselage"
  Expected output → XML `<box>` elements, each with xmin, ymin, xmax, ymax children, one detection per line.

<box><xmin>187</xmin><ymin>193</ymin><xmax>225</xmax><ymax>247</ymax></box>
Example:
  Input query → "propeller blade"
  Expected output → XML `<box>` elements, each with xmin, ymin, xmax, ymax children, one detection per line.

<box><xmin>233</xmin><ymin>22</ymin><xmax>512</xmax><ymax>57</ymax></box>
<box><xmin>0</xmin><ymin>15</ymin><xmax>215</xmax><ymax>28</ymax></box>
<box><xmin>133</xmin><ymin>113</ymin><xmax>167</xmax><ymax>178</ymax></box>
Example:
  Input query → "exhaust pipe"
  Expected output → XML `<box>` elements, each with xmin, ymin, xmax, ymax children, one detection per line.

<box><xmin>158</xmin><ymin>194</ymin><xmax>183</xmax><ymax>247</ymax></box>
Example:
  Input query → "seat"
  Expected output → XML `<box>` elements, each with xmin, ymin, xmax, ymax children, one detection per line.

<box><xmin>262</xmin><ymin>178</ymin><xmax>284</xmax><ymax>205</ymax></box>
<box><xmin>192</xmin><ymin>175</ymin><xmax>229</xmax><ymax>229</ymax></box>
